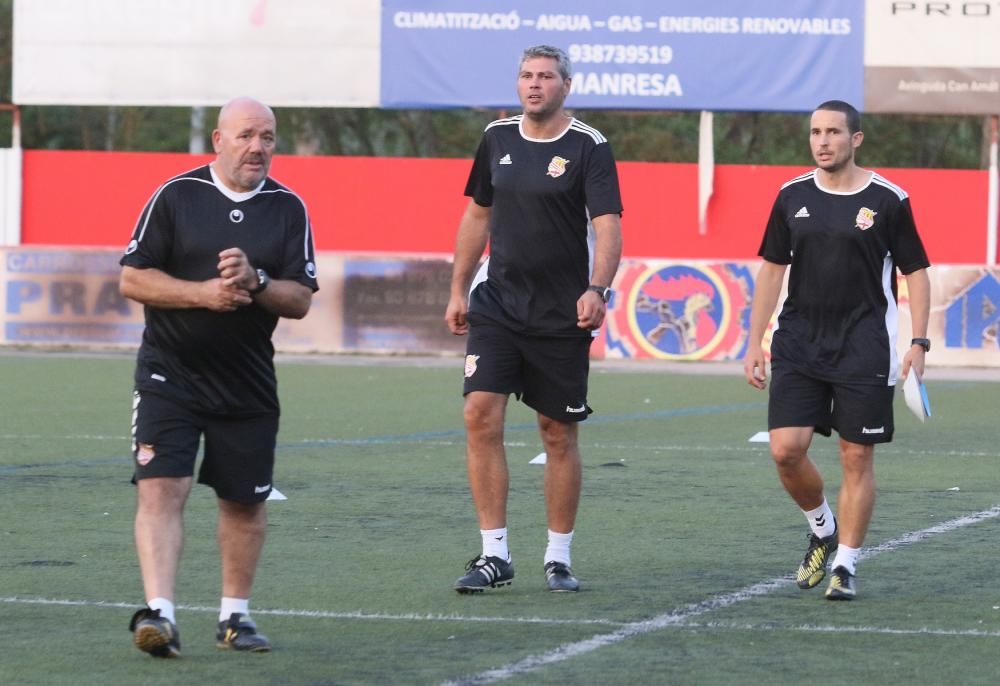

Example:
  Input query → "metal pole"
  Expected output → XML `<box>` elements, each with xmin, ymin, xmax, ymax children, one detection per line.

<box><xmin>987</xmin><ymin>115</ymin><xmax>998</xmax><ymax>267</ymax></box>
<box><xmin>697</xmin><ymin>110</ymin><xmax>714</xmax><ymax>236</ymax></box>
<box><xmin>190</xmin><ymin>106</ymin><xmax>206</xmax><ymax>154</ymax></box>
<box><xmin>12</xmin><ymin>105</ymin><xmax>21</xmax><ymax>149</ymax></box>
<box><xmin>1</xmin><ymin>104</ymin><xmax>23</xmax><ymax>246</ymax></box>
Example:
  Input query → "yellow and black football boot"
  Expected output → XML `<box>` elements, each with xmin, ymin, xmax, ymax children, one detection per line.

<box><xmin>825</xmin><ymin>566</ymin><xmax>857</xmax><ymax>600</ymax></box>
<box><xmin>796</xmin><ymin>526</ymin><xmax>838</xmax><ymax>589</ymax></box>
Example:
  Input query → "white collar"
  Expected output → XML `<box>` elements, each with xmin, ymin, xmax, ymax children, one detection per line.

<box><xmin>209</xmin><ymin>164</ymin><xmax>265</xmax><ymax>202</ymax></box>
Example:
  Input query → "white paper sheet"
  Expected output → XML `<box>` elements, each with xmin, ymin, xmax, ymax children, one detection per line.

<box><xmin>902</xmin><ymin>372</ymin><xmax>931</xmax><ymax>422</ymax></box>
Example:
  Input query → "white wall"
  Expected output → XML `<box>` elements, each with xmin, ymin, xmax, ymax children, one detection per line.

<box><xmin>12</xmin><ymin>0</ymin><xmax>381</xmax><ymax>107</ymax></box>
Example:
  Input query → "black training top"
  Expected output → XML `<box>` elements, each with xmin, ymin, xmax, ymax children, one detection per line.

<box><xmin>120</xmin><ymin>165</ymin><xmax>319</xmax><ymax>415</ymax></box>
<box><xmin>464</xmin><ymin>115</ymin><xmax>623</xmax><ymax>337</ymax></box>
<box><xmin>758</xmin><ymin>169</ymin><xmax>930</xmax><ymax>386</ymax></box>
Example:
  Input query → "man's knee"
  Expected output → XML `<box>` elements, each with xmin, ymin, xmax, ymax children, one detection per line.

<box><xmin>463</xmin><ymin>393</ymin><xmax>505</xmax><ymax>439</ymax></box>
<box><xmin>769</xmin><ymin>440</ymin><xmax>810</xmax><ymax>470</ymax></box>
<box><xmin>219</xmin><ymin>499</ymin><xmax>267</xmax><ymax>532</ymax></box>
<box><xmin>137</xmin><ymin>476</ymin><xmax>192</xmax><ymax>512</ymax></box>
<box><xmin>839</xmin><ymin>441</ymin><xmax>874</xmax><ymax>475</ymax></box>
<box><xmin>538</xmin><ymin>416</ymin><xmax>577</xmax><ymax>454</ymax></box>
<box><xmin>768</xmin><ymin>428</ymin><xmax>813</xmax><ymax>469</ymax></box>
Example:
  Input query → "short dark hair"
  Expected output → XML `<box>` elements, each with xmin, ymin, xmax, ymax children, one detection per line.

<box><xmin>520</xmin><ymin>45</ymin><xmax>572</xmax><ymax>81</ymax></box>
<box><xmin>815</xmin><ymin>100</ymin><xmax>861</xmax><ymax>134</ymax></box>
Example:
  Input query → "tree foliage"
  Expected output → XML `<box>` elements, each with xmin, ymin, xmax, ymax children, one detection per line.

<box><xmin>0</xmin><ymin>104</ymin><xmax>986</xmax><ymax>171</ymax></box>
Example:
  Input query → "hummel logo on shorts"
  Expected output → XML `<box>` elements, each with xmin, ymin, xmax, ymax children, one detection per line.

<box><xmin>861</xmin><ymin>426</ymin><xmax>885</xmax><ymax>434</ymax></box>
<box><xmin>565</xmin><ymin>404</ymin><xmax>586</xmax><ymax>413</ymax></box>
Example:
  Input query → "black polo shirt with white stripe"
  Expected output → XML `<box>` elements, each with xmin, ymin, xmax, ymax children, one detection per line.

<box><xmin>464</xmin><ymin>115</ymin><xmax>623</xmax><ymax>337</ymax></box>
<box><xmin>121</xmin><ymin>164</ymin><xmax>319</xmax><ymax>415</ymax></box>
<box><xmin>759</xmin><ymin>170</ymin><xmax>929</xmax><ymax>386</ymax></box>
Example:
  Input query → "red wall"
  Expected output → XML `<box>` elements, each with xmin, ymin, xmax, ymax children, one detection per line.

<box><xmin>21</xmin><ymin>150</ymin><xmax>990</xmax><ymax>263</ymax></box>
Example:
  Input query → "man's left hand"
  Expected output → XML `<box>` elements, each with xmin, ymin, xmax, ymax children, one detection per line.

<box><xmin>900</xmin><ymin>345</ymin><xmax>925</xmax><ymax>380</ymax></box>
<box><xmin>577</xmin><ymin>290</ymin><xmax>606</xmax><ymax>330</ymax></box>
<box><xmin>217</xmin><ymin>247</ymin><xmax>257</xmax><ymax>292</ymax></box>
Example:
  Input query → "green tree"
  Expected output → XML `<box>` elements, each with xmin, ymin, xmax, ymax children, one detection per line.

<box><xmin>0</xmin><ymin>0</ymin><xmax>11</xmax><ymax>145</ymax></box>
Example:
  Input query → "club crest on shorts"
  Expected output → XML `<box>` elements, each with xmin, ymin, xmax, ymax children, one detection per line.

<box><xmin>546</xmin><ymin>156</ymin><xmax>570</xmax><ymax>178</ymax></box>
<box><xmin>136</xmin><ymin>443</ymin><xmax>155</xmax><ymax>466</ymax></box>
<box><xmin>855</xmin><ymin>207</ymin><xmax>877</xmax><ymax>230</ymax></box>
<box><xmin>464</xmin><ymin>354</ymin><xmax>480</xmax><ymax>378</ymax></box>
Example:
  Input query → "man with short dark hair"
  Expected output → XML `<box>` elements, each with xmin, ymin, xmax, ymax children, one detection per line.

<box><xmin>743</xmin><ymin>100</ymin><xmax>930</xmax><ymax>600</ymax></box>
<box><xmin>445</xmin><ymin>45</ymin><xmax>623</xmax><ymax>594</ymax></box>
<box><xmin>120</xmin><ymin>96</ymin><xmax>318</xmax><ymax>656</ymax></box>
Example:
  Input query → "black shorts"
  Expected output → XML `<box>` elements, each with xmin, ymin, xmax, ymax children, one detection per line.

<box><xmin>768</xmin><ymin>364</ymin><xmax>895</xmax><ymax>444</ymax></box>
<box><xmin>131</xmin><ymin>390</ymin><xmax>278</xmax><ymax>503</ymax></box>
<box><xmin>463</xmin><ymin>318</ymin><xmax>593</xmax><ymax>422</ymax></box>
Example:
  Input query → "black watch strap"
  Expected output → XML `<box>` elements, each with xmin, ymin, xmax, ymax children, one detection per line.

<box><xmin>911</xmin><ymin>337</ymin><xmax>930</xmax><ymax>352</ymax></box>
<box><xmin>249</xmin><ymin>268</ymin><xmax>270</xmax><ymax>295</ymax></box>
<box><xmin>588</xmin><ymin>284</ymin><xmax>612</xmax><ymax>303</ymax></box>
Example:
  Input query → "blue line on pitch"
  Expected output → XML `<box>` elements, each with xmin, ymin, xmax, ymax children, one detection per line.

<box><xmin>285</xmin><ymin>402</ymin><xmax>765</xmax><ymax>447</ymax></box>
<box><xmin>0</xmin><ymin>457</ymin><xmax>131</xmax><ymax>474</ymax></box>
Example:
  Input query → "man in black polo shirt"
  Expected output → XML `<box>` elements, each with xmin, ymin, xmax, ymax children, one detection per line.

<box><xmin>445</xmin><ymin>45</ymin><xmax>623</xmax><ymax>594</ymax></box>
<box><xmin>743</xmin><ymin>100</ymin><xmax>930</xmax><ymax>600</ymax></box>
<box><xmin>120</xmin><ymin>97</ymin><xmax>318</xmax><ymax>656</ymax></box>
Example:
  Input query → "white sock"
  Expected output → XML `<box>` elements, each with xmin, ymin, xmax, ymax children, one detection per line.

<box><xmin>802</xmin><ymin>499</ymin><xmax>837</xmax><ymax>538</ymax></box>
<box><xmin>544</xmin><ymin>529</ymin><xmax>574</xmax><ymax>567</ymax></box>
<box><xmin>219</xmin><ymin>597</ymin><xmax>249</xmax><ymax>622</ymax></box>
<box><xmin>147</xmin><ymin>597</ymin><xmax>175</xmax><ymax>624</ymax></box>
<box><xmin>481</xmin><ymin>528</ymin><xmax>509</xmax><ymax>561</ymax></box>
<box><xmin>831</xmin><ymin>545</ymin><xmax>861</xmax><ymax>575</ymax></box>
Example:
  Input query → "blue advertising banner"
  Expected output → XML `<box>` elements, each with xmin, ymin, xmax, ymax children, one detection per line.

<box><xmin>381</xmin><ymin>0</ymin><xmax>864</xmax><ymax>111</ymax></box>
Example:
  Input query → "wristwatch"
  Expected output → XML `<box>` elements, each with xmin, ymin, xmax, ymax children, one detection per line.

<box><xmin>249</xmin><ymin>268</ymin><xmax>270</xmax><ymax>295</ymax></box>
<box><xmin>588</xmin><ymin>284</ymin><xmax>613</xmax><ymax>303</ymax></box>
<box><xmin>911</xmin><ymin>337</ymin><xmax>931</xmax><ymax>352</ymax></box>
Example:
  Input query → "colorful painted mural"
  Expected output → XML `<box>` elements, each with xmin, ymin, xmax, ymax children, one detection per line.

<box><xmin>601</xmin><ymin>261</ymin><xmax>753</xmax><ymax>361</ymax></box>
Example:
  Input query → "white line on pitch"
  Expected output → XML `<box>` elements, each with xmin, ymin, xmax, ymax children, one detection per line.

<box><xmin>676</xmin><ymin>621</ymin><xmax>1000</xmax><ymax>638</ymax></box>
<box><xmin>0</xmin><ymin>596</ymin><xmax>624</xmax><ymax>627</ymax></box>
<box><xmin>440</xmin><ymin>505</ymin><xmax>1000</xmax><ymax>686</ymax></box>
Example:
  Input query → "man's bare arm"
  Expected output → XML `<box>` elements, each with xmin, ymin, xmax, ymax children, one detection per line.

<box><xmin>445</xmin><ymin>200</ymin><xmax>492</xmax><ymax>335</ymax></box>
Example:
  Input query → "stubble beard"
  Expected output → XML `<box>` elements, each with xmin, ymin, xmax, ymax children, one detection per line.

<box><xmin>235</xmin><ymin>158</ymin><xmax>268</xmax><ymax>191</ymax></box>
<box><xmin>522</xmin><ymin>95</ymin><xmax>566</xmax><ymax>125</ymax></box>
<box><xmin>815</xmin><ymin>149</ymin><xmax>853</xmax><ymax>175</ymax></box>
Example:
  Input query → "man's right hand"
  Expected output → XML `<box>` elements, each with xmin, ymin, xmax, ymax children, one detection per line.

<box><xmin>743</xmin><ymin>345</ymin><xmax>768</xmax><ymax>389</ymax></box>
<box><xmin>445</xmin><ymin>294</ymin><xmax>469</xmax><ymax>335</ymax></box>
<box><xmin>203</xmin><ymin>278</ymin><xmax>252</xmax><ymax>312</ymax></box>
